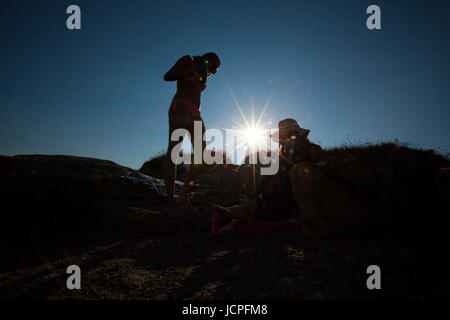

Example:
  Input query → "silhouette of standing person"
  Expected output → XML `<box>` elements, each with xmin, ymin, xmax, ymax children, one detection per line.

<box><xmin>163</xmin><ymin>53</ymin><xmax>221</xmax><ymax>212</ymax></box>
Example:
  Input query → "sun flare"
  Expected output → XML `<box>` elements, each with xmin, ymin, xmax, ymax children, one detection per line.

<box><xmin>242</xmin><ymin>126</ymin><xmax>266</xmax><ymax>149</ymax></box>
<box><xmin>215</xmin><ymin>74</ymin><xmax>284</xmax><ymax>163</ymax></box>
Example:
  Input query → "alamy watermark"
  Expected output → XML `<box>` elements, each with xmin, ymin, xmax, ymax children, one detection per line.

<box><xmin>170</xmin><ymin>121</ymin><xmax>279</xmax><ymax>175</ymax></box>
<box><xmin>66</xmin><ymin>265</ymin><xmax>81</xmax><ymax>289</ymax></box>
<box><xmin>66</xmin><ymin>5</ymin><xmax>81</xmax><ymax>30</ymax></box>
<box><xmin>366</xmin><ymin>265</ymin><xmax>381</xmax><ymax>290</ymax></box>
<box><xmin>66</xmin><ymin>4</ymin><xmax>381</xmax><ymax>31</ymax></box>
<box><xmin>366</xmin><ymin>5</ymin><xmax>381</xmax><ymax>30</ymax></box>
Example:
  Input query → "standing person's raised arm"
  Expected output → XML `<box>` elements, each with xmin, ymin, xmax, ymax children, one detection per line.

<box><xmin>163</xmin><ymin>55</ymin><xmax>197</xmax><ymax>81</ymax></box>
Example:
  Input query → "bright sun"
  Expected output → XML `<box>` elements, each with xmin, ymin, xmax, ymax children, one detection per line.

<box><xmin>220</xmin><ymin>75</ymin><xmax>282</xmax><ymax>163</ymax></box>
<box><xmin>242</xmin><ymin>126</ymin><xmax>266</xmax><ymax>149</ymax></box>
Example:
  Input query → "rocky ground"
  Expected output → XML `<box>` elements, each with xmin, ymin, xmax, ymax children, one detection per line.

<box><xmin>0</xmin><ymin>154</ymin><xmax>449</xmax><ymax>299</ymax></box>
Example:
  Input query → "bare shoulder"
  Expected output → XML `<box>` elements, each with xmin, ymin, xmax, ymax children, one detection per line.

<box><xmin>177</xmin><ymin>55</ymin><xmax>192</xmax><ymax>65</ymax></box>
<box><xmin>164</xmin><ymin>55</ymin><xmax>194</xmax><ymax>81</ymax></box>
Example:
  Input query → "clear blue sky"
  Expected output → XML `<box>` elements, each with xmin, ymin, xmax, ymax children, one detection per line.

<box><xmin>1</xmin><ymin>0</ymin><xmax>449</xmax><ymax>169</ymax></box>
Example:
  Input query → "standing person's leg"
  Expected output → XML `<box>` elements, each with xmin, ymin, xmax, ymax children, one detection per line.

<box><xmin>165</xmin><ymin>103</ymin><xmax>191</xmax><ymax>208</ymax></box>
<box><xmin>165</xmin><ymin>112</ymin><xmax>178</xmax><ymax>205</ymax></box>
<box><xmin>176</xmin><ymin>116</ymin><xmax>206</xmax><ymax>206</ymax></box>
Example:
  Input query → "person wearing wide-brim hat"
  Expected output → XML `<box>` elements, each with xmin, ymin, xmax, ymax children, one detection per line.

<box><xmin>269</xmin><ymin>118</ymin><xmax>310</xmax><ymax>143</ymax></box>
<box><xmin>269</xmin><ymin>118</ymin><xmax>329</xmax><ymax>164</ymax></box>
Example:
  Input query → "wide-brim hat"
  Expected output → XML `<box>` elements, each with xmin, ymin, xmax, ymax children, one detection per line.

<box><xmin>269</xmin><ymin>118</ymin><xmax>310</xmax><ymax>143</ymax></box>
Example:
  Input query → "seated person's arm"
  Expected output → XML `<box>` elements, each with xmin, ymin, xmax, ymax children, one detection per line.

<box><xmin>164</xmin><ymin>55</ymin><xmax>197</xmax><ymax>81</ymax></box>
